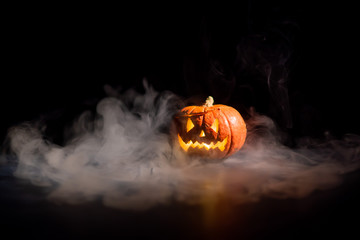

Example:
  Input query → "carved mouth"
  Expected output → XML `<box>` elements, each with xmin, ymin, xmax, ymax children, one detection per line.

<box><xmin>178</xmin><ymin>134</ymin><xmax>228</xmax><ymax>152</ymax></box>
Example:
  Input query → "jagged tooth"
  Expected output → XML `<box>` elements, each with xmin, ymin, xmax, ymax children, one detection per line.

<box><xmin>218</xmin><ymin>137</ymin><xmax>228</xmax><ymax>151</ymax></box>
<box><xmin>203</xmin><ymin>143</ymin><xmax>211</xmax><ymax>150</ymax></box>
<box><xmin>192</xmin><ymin>141</ymin><xmax>201</xmax><ymax>149</ymax></box>
<box><xmin>213</xmin><ymin>140</ymin><xmax>220</xmax><ymax>149</ymax></box>
<box><xmin>218</xmin><ymin>144</ymin><xmax>225</xmax><ymax>151</ymax></box>
<box><xmin>178</xmin><ymin>135</ymin><xmax>191</xmax><ymax>151</ymax></box>
<box><xmin>187</xmin><ymin>141</ymin><xmax>194</xmax><ymax>151</ymax></box>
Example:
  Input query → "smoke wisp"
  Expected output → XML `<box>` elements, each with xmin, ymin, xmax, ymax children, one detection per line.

<box><xmin>5</xmin><ymin>82</ymin><xmax>360</xmax><ymax>210</ymax></box>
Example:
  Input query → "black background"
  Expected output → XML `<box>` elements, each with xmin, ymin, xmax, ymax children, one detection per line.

<box><xmin>1</xmin><ymin>1</ymin><xmax>360</xmax><ymax>239</ymax></box>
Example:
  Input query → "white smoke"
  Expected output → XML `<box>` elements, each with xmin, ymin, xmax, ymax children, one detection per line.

<box><xmin>6</xmin><ymin>82</ymin><xmax>360</xmax><ymax>210</ymax></box>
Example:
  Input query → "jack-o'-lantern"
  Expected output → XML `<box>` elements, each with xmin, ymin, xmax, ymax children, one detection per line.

<box><xmin>173</xmin><ymin>96</ymin><xmax>247</xmax><ymax>159</ymax></box>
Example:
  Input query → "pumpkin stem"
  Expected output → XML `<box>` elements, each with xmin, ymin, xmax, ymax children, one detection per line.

<box><xmin>203</xmin><ymin>96</ymin><xmax>214</xmax><ymax>107</ymax></box>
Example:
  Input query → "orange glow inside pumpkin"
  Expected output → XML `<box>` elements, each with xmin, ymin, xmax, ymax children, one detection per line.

<box><xmin>186</xmin><ymin>118</ymin><xmax>195</xmax><ymax>132</ymax></box>
<box><xmin>210</xmin><ymin>118</ymin><xmax>219</xmax><ymax>133</ymax></box>
<box><xmin>178</xmin><ymin>134</ymin><xmax>228</xmax><ymax>152</ymax></box>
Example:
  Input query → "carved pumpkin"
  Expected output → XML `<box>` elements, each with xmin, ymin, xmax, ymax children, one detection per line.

<box><xmin>173</xmin><ymin>96</ymin><xmax>247</xmax><ymax>159</ymax></box>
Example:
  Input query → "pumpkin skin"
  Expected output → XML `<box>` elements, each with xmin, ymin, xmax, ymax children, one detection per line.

<box><xmin>173</xmin><ymin>97</ymin><xmax>247</xmax><ymax>159</ymax></box>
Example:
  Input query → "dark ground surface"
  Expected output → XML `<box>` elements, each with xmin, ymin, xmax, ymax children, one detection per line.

<box><xmin>1</xmin><ymin>164</ymin><xmax>359</xmax><ymax>239</ymax></box>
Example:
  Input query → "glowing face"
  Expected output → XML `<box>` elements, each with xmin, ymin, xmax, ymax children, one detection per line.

<box><xmin>175</xmin><ymin>111</ymin><xmax>230</xmax><ymax>156</ymax></box>
<box><xmin>174</xmin><ymin>102</ymin><xmax>247</xmax><ymax>159</ymax></box>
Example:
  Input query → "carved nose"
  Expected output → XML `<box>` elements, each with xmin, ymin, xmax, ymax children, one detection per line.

<box><xmin>199</xmin><ymin>130</ymin><xmax>205</xmax><ymax>137</ymax></box>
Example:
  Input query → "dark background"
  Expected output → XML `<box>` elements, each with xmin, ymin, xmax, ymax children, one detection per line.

<box><xmin>1</xmin><ymin>1</ymin><xmax>360</xmax><ymax>239</ymax></box>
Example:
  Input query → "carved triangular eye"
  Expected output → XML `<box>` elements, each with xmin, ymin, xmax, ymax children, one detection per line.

<box><xmin>210</xmin><ymin>119</ymin><xmax>219</xmax><ymax>133</ymax></box>
<box><xmin>186</xmin><ymin>118</ymin><xmax>195</xmax><ymax>132</ymax></box>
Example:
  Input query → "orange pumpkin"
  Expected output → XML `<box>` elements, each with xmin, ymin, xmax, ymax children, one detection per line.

<box><xmin>173</xmin><ymin>96</ymin><xmax>247</xmax><ymax>159</ymax></box>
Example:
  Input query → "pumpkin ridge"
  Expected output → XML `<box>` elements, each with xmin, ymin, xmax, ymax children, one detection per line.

<box><xmin>221</xmin><ymin>108</ymin><xmax>233</xmax><ymax>157</ymax></box>
<box><xmin>187</xmin><ymin>106</ymin><xmax>197</xmax><ymax>115</ymax></box>
<box><xmin>223</xmin><ymin>106</ymin><xmax>246</xmax><ymax>156</ymax></box>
